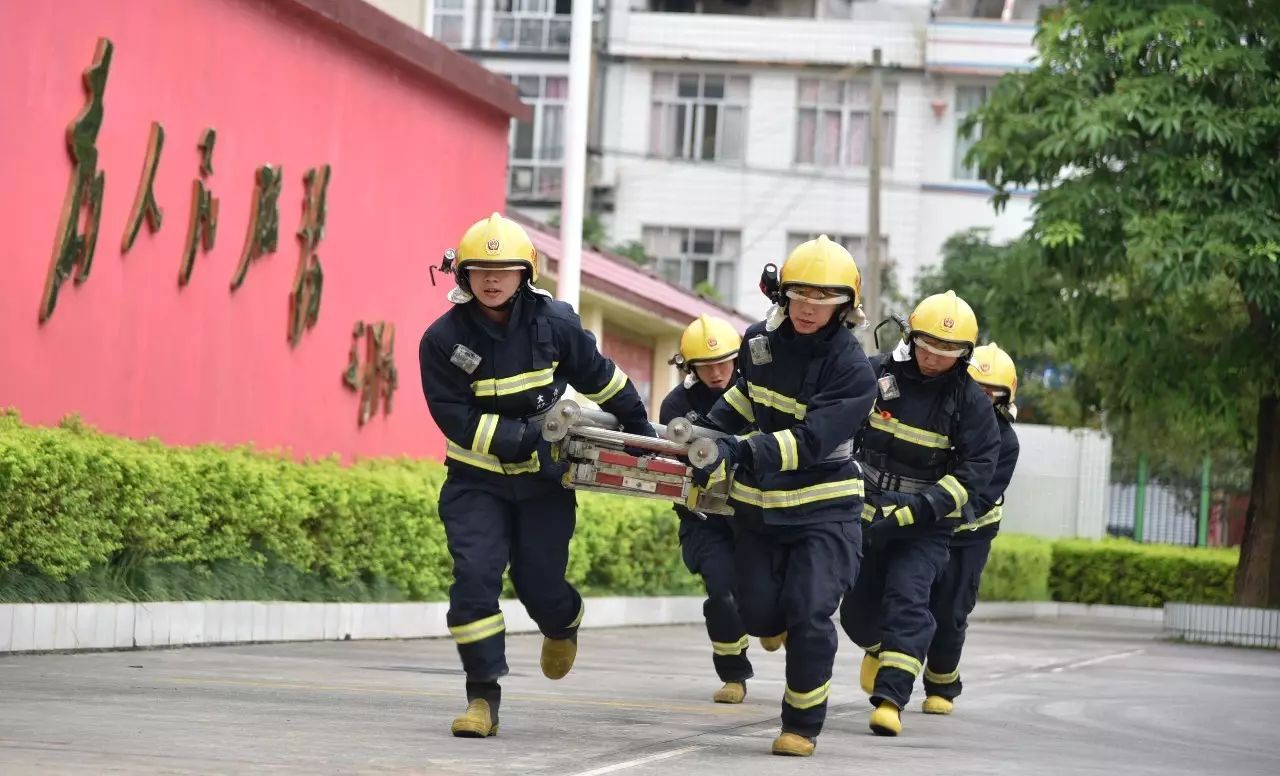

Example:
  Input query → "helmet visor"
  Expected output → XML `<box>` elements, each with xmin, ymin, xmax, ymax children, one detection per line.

<box><xmin>685</xmin><ymin>351</ymin><xmax>738</xmax><ymax>368</ymax></box>
<box><xmin>464</xmin><ymin>261</ymin><xmax>527</xmax><ymax>272</ymax></box>
<box><xmin>785</xmin><ymin>287</ymin><xmax>851</xmax><ymax>306</ymax></box>
<box><xmin>913</xmin><ymin>334</ymin><xmax>969</xmax><ymax>358</ymax></box>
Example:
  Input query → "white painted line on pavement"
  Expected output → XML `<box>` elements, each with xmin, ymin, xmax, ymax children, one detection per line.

<box><xmin>568</xmin><ymin>745</ymin><xmax>704</xmax><ymax>776</ymax></box>
<box><xmin>1050</xmin><ymin>648</ymin><xmax>1145</xmax><ymax>673</ymax></box>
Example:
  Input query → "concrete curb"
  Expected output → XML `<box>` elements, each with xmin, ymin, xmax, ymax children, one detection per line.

<box><xmin>0</xmin><ymin>597</ymin><xmax>707</xmax><ymax>654</ymax></box>
<box><xmin>971</xmin><ymin>601</ymin><xmax>1165</xmax><ymax>624</ymax></box>
<box><xmin>1</xmin><ymin>597</ymin><xmax>1163</xmax><ymax>654</ymax></box>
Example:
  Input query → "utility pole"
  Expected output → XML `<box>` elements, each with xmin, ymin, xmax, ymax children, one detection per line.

<box><xmin>557</xmin><ymin>0</ymin><xmax>592</xmax><ymax>311</ymax></box>
<box><xmin>863</xmin><ymin>47</ymin><xmax>884</xmax><ymax>349</ymax></box>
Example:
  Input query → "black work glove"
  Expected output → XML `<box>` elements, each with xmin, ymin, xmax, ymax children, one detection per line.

<box><xmin>535</xmin><ymin>436</ymin><xmax>569</xmax><ymax>483</ymax></box>
<box><xmin>863</xmin><ymin>513</ymin><xmax>895</xmax><ymax>552</ymax></box>
<box><xmin>691</xmin><ymin>437</ymin><xmax>743</xmax><ymax>487</ymax></box>
<box><xmin>515</xmin><ymin>420</ymin><xmax>543</xmax><ymax>459</ymax></box>
<box><xmin>877</xmin><ymin>491</ymin><xmax>937</xmax><ymax>526</ymax></box>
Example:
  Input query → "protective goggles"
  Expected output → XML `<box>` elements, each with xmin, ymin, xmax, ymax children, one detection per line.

<box><xmin>978</xmin><ymin>384</ymin><xmax>1011</xmax><ymax>400</ymax></box>
<box><xmin>785</xmin><ymin>288</ymin><xmax>851</xmax><ymax>306</ymax></box>
<box><xmin>913</xmin><ymin>335</ymin><xmax>970</xmax><ymax>358</ymax></box>
<box><xmin>685</xmin><ymin>352</ymin><xmax>738</xmax><ymax>367</ymax></box>
<box><xmin>461</xmin><ymin>262</ymin><xmax>526</xmax><ymax>272</ymax></box>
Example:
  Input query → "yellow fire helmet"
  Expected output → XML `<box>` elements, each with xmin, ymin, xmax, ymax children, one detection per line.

<box><xmin>452</xmin><ymin>212</ymin><xmax>539</xmax><ymax>283</ymax></box>
<box><xmin>676</xmin><ymin>314</ymin><xmax>741</xmax><ymax>369</ymax></box>
<box><xmin>968</xmin><ymin>342</ymin><xmax>1018</xmax><ymax>404</ymax></box>
<box><xmin>908</xmin><ymin>290</ymin><xmax>979</xmax><ymax>351</ymax></box>
<box><xmin>779</xmin><ymin>234</ymin><xmax>862</xmax><ymax>308</ymax></box>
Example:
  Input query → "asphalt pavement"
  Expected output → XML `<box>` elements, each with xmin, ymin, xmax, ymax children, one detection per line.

<box><xmin>1</xmin><ymin>618</ymin><xmax>1278</xmax><ymax>775</ymax></box>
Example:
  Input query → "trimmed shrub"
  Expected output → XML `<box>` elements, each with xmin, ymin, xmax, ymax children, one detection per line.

<box><xmin>982</xmin><ymin>534</ymin><xmax>1052</xmax><ymax>601</ymax></box>
<box><xmin>0</xmin><ymin>412</ymin><xmax>1242</xmax><ymax>608</ymax></box>
<box><xmin>1050</xmin><ymin>538</ymin><xmax>1237</xmax><ymax>606</ymax></box>
<box><xmin>0</xmin><ymin>411</ymin><xmax>697</xmax><ymax>602</ymax></box>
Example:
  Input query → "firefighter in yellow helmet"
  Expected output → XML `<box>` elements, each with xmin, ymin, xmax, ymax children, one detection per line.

<box><xmin>839</xmin><ymin>290</ymin><xmax>1001</xmax><ymax>737</ymax></box>
<box><xmin>419</xmin><ymin>213</ymin><xmax>656</xmax><ymax>738</ymax></box>
<box><xmin>660</xmin><ymin>315</ymin><xmax>757</xmax><ymax>705</ymax></box>
<box><xmin>692</xmin><ymin>236</ymin><xmax>877</xmax><ymax>757</ymax></box>
<box><xmin>922</xmin><ymin>343</ymin><xmax>1021</xmax><ymax>715</ymax></box>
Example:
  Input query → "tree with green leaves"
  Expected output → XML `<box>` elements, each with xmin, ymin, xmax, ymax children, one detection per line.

<box><xmin>965</xmin><ymin>0</ymin><xmax>1280</xmax><ymax>605</ymax></box>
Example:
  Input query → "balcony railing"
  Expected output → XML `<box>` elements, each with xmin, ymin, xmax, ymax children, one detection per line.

<box><xmin>925</xmin><ymin>19</ymin><xmax>1037</xmax><ymax>74</ymax></box>
<box><xmin>488</xmin><ymin>12</ymin><xmax>571</xmax><ymax>52</ymax></box>
<box><xmin>611</xmin><ymin>10</ymin><xmax>922</xmax><ymax>66</ymax></box>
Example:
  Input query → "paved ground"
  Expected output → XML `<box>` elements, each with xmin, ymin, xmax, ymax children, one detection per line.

<box><xmin>1</xmin><ymin>618</ymin><xmax>1278</xmax><ymax>775</ymax></box>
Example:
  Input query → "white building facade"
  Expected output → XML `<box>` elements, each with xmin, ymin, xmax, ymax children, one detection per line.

<box><xmin>372</xmin><ymin>0</ymin><xmax>1048</xmax><ymax>319</ymax></box>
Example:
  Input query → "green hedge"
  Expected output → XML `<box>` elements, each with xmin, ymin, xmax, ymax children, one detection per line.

<box><xmin>1050</xmin><ymin>539</ymin><xmax>1238</xmax><ymax>607</ymax></box>
<box><xmin>981</xmin><ymin>534</ymin><xmax>1053</xmax><ymax>602</ymax></box>
<box><xmin>0</xmin><ymin>410</ymin><xmax>700</xmax><ymax>603</ymax></box>
<box><xmin>0</xmin><ymin>411</ymin><xmax>1239</xmax><ymax>607</ymax></box>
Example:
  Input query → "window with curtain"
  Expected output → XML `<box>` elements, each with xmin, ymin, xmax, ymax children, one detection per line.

<box><xmin>641</xmin><ymin>225</ymin><xmax>740</xmax><ymax>303</ymax></box>
<box><xmin>649</xmin><ymin>73</ymin><xmax>749</xmax><ymax>162</ymax></box>
<box><xmin>795</xmin><ymin>78</ymin><xmax>897</xmax><ymax>168</ymax></box>
<box><xmin>953</xmin><ymin>84</ymin><xmax>991</xmax><ymax>180</ymax></box>
<box><xmin>506</xmin><ymin>74</ymin><xmax>568</xmax><ymax>200</ymax></box>
<box><xmin>431</xmin><ymin>0</ymin><xmax>466</xmax><ymax>46</ymax></box>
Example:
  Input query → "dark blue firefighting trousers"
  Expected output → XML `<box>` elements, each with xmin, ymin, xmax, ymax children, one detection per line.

<box><xmin>924</xmin><ymin>539</ymin><xmax>992</xmax><ymax>700</ymax></box>
<box><xmin>438</xmin><ymin>473</ymin><xmax>584</xmax><ymax>704</ymax></box>
<box><xmin>840</xmin><ymin>528</ymin><xmax>950</xmax><ymax>709</ymax></box>
<box><xmin>679</xmin><ymin>513</ymin><xmax>753</xmax><ymax>683</ymax></box>
<box><xmin>734</xmin><ymin>519</ymin><xmax>861</xmax><ymax>738</ymax></box>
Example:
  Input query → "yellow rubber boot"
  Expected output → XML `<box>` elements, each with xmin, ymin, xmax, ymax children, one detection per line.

<box><xmin>771</xmin><ymin>732</ymin><xmax>815</xmax><ymax>757</ymax></box>
<box><xmin>759</xmin><ymin>632</ymin><xmax>787</xmax><ymax>652</ymax></box>
<box><xmin>922</xmin><ymin>695</ymin><xmax>954</xmax><ymax>715</ymax></box>
<box><xmin>869</xmin><ymin>702</ymin><xmax>902</xmax><ymax>737</ymax></box>
<box><xmin>859</xmin><ymin>652</ymin><xmax>880</xmax><ymax>695</ymax></box>
<box><xmin>713</xmin><ymin>681</ymin><xmax>746</xmax><ymax>704</ymax></box>
<box><xmin>541</xmin><ymin>636</ymin><xmax>578</xmax><ymax>680</ymax></box>
<box><xmin>450</xmin><ymin>699</ymin><xmax>498</xmax><ymax>738</ymax></box>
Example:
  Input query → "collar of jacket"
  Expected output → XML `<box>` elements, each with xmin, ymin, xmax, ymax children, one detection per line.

<box><xmin>464</xmin><ymin>288</ymin><xmax>537</xmax><ymax>341</ymax></box>
<box><xmin>774</xmin><ymin>316</ymin><xmax>843</xmax><ymax>355</ymax></box>
<box><xmin>686</xmin><ymin>379</ymin><xmax>726</xmax><ymax>406</ymax></box>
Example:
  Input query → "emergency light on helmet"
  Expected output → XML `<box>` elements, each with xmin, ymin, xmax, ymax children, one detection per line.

<box><xmin>759</xmin><ymin>263</ymin><xmax>781</xmax><ymax>303</ymax></box>
<box><xmin>429</xmin><ymin>248</ymin><xmax>458</xmax><ymax>287</ymax></box>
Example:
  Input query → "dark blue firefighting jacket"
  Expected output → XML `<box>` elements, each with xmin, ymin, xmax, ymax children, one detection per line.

<box><xmin>661</xmin><ymin>378</ymin><xmax>729</xmax><ymax>523</ymax></box>
<box><xmin>952</xmin><ymin>407</ymin><xmax>1019</xmax><ymax>546</ymax></box>
<box><xmin>857</xmin><ymin>351</ymin><xmax>1000</xmax><ymax>534</ymax></box>
<box><xmin>704</xmin><ymin>317</ymin><xmax>878</xmax><ymax>528</ymax></box>
<box><xmin>418</xmin><ymin>288</ymin><xmax>651</xmax><ymax>495</ymax></box>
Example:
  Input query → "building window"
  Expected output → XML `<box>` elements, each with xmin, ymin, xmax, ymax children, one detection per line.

<box><xmin>786</xmin><ymin>232</ymin><xmax>888</xmax><ymax>267</ymax></box>
<box><xmin>432</xmin><ymin>0</ymin><xmax>466</xmax><ymax>46</ymax></box>
<box><xmin>649</xmin><ymin>73</ymin><xmax>748</xmax><ymax>162</ymax></box>
<box><xmin>491</xmin><ymin>1</ymin><xmax>573</xmax><ymax>52</ymax></box>
<box><xmin>953</xmin><ymin>85</ymin><xmax>991</xmax><ymax>180</ymax></box>
<box><xmin>507</xmin><ymin>75</ymin><xmax>567</xmax><ymax>201</ymax></box>
<box><xmin>642</xmin><ymin>226</ymin><xmax>740</xmax><ymax>302</ymax></box>
<box><xmin>794</xmin><ymin>79</ymin><xmax>897</xmax><ymax>168</ymax></box>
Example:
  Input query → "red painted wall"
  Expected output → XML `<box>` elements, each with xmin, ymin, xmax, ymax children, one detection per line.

<box><xmin>602</xmin><ymin>328</ymin><xmax>655</xmax><ymax>410</ymax></box>
<box><xmin>0</xmin><ymin>0</ymin><xmax>512</xmax><ymax>460</ymax></box>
